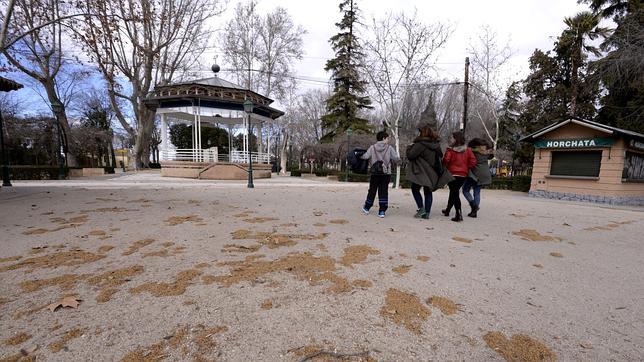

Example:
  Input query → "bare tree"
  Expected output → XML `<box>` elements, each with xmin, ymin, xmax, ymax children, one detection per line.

<box><xmin>1</xmin><ymin>0</ymin><xmax>83</xmax><ymax>165</ymax></box>
<box><xmin>467</xmin><ymin>25</ymin><xmax>513</xmax><ymax>150</ymax></box>
<box><xmin>364</xmin><ymin>10</ymin><xmax>451</xmax><ymax>187</ymax></box>
<box><xmin>221</xmin><ymin>1</ymin><xmax>305</xmax><ymax>99</ymax></box>
<box><xmin>75</xmin><ymin>0</ymin><xmax>224</xmax><ymax>167</ymax></box>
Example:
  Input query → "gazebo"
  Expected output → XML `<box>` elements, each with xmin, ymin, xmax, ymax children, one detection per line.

<box><xmin>145</xmin><ymin>66</ymin><xmax>284</xmax><ymax>180</ymax></box>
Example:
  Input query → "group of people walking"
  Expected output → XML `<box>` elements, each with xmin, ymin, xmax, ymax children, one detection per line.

<box><xmin>360</xmin><ymin>123</ymin><xmax>493</xmax><ymax>221</ymax></box>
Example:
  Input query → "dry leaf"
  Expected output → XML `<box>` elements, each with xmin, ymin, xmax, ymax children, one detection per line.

<box><xmin>47</xmin><ymin>296</ymin><xmax>81</xmax><ymax>312</ymax></box>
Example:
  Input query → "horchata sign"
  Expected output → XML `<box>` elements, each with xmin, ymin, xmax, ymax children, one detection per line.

<box><xmin>534</xmin><ymin>137</ymin><xmax>615</xmax><ymax>149</ymax></box>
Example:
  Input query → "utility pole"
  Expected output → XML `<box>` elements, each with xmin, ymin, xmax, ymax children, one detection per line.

<box><xmin>462</xmin><ymin>57</ymin><xmax>470</xmax><ymax>135</ymax></box>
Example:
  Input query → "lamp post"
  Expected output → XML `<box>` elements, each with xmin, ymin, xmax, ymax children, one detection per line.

<box><xmin>345</xmin><ymin>127</ymin><xmax>352</xmax><ymax>181</ymax></box>
<box><xmin>243</xmin><ymin>99</ymin><xmax>254</xmax><ymax>188</ymax></box>
<box><xmin>51</xmin><ymin>102</ymin><xmax>66</xmax><ymax>180</ymax></box>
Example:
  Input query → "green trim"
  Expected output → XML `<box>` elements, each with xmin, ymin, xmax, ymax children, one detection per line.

<box><xmin>534</xmin><ymin>137</ymin><xmax>614</xmax><ymax>149</ymax></box>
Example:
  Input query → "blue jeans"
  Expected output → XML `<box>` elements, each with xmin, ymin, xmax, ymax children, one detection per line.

<box><xmin>462</xmin><ymin>178</ymin><xmax>481</xmax><ymax>207</ymax></box>
<box><xmin>411</xmin><ymin>183</ymin><xmax>433</xmax><ymax>213</ymax></box>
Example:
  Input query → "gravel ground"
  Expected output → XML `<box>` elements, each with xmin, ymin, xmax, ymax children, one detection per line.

<box><xmin>1</xmin><ymin>172</ymin><xmax>642</xmax><ymax>361</ymax></box>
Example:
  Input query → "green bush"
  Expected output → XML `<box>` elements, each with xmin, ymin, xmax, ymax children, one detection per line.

<box><xmin>9</xmin><ymin>165</ymin><xmax>69</xmax><ymax>180</ymax></box>
<box><xmin>290</xmin><ymin>170</ymin><xmax>302</xmax><ymax>177</ymax></box>
<box><xmin>338</xmin><ymin>173</ymin><xmax>370</xmax><ymax>182</ymax></box>
<box><xmin>487</xmin><ymin>176</ymin><xmax>531</xmax><ymax>192</ymax></box>
<box><xmin>104</xmin><ymin>167</ymin><xmax>115</xmax><ymax>174</ymax></box>
<box><xmin>314</xmin><ymin>169</ymin><xmax>328</xmax><ymax>177</ymax></box>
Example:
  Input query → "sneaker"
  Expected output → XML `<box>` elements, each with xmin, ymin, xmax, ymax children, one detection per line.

<box><xmin>414</xmin><ymin>208</ymin><xmax>426</xmax><ymax>218</ymax></box>
<box><xmin>362</xmin><ymin>207</ymin><xmax>370</xmax><ymax>215</ymax></box>
<box><xmin>421</xmin><ymin>213</ymin><xmax>430</xmax><ymax>219</ymax></box>
<box><xmin>378</xmin><ymin>211</ymin><xmax>385</xmax><ymax>218</ymax></box>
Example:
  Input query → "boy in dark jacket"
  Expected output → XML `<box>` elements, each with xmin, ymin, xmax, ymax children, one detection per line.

<box><xmin>463</xmin><ymin>138</ymin><xmax>493</xmax><ymax>218</ymax></box>
<box><xmin>361</xmin><ymin>131</ymin><xmax>401</xmax><ymax>218</ymax></box>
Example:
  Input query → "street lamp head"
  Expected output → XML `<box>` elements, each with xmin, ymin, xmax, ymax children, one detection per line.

<box><xmin>347</xmin><ymin>127</ymin><xmax>353</xmax><ymax>135</ymax></box>
<box><xmin>243</xmin><ymin>100</ymin><xmax>254</xmax><ymax>114</ymax></box>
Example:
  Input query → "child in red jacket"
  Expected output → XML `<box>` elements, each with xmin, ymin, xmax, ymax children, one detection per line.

<box><xmin>441</xmin><ymin>131</ymin><xmax>476</xmax><ymax>221</ymax></box>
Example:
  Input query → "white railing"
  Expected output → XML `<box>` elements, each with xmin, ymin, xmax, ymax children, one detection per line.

<box><xmin>161</xmin><ymin>148</ymin><xmax>269</xmax><ymax>164</ymax></box>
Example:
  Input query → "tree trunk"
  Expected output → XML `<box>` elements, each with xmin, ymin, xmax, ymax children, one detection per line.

<box><xmin>43</xmin><ymin>82</ymin><xmax>78</xmax><ymax>167</ymax></box>
<box><xmin>279</xmin><ymin>131</ymin><xmax>288</xmax><ymax>176</ymax></box>
<box><xmin>133</xmin><ymin>112</ymin><xmax>155</xmax><ymax>168</ymax></box>
<box><xmin>110</xmin><ymin>140</ymin><xmax>116</xmax><ymax>169</ymax></box>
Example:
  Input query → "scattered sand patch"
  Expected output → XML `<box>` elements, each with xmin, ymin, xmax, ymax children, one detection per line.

<box><xmin>121</xmin><ymin>324</ymin><xmax>227</xmax><ymax>362</ymax></box>
<box><xmin>96</xmin><ymin>197</ymin><xmax>119</xmax><ymax>202</ymax></box>
<box><xmin>161</xmin><ymin>241</ymin><xmax>175</xmax><ymax>248</ymax></box>
<box><xmin>392</xmin><ymin>265</ymin><xmax>412</xmax><ymax>275</ymax></box>
<box><xmin>232</xmin><ymin>229</ymin><xmax>328</xmax><ymax>249</ymax></box>
<box><xmin>142</xmin><ymin>249</ymin><xmax>170</xmax><ymax>258</ymax></box>
<box><xmin>12</xmin><ymin>303</ymin><xmax>48</xmax><ymax>320</ymax></box>
<box><xmin>352</xmin><ymin>279</ymin><xmax>373</xmax><ymax>288</ymax></box>
<box><xmin>165</xmin><ymin>215</ymin><xmax>203</xmax><ymax>226</ymax></box>
<box><xmin>533</xmin><ymin>264</ymin><xmax>543</xmax><ymax>268</ymax></box>
<box><xmin>122</xmin><ymin>239</ymin><xmax>155</xmax><ymax>256</ymax></box>
<box><xmin>130</xmin><ymin>269</ymin><xmax>202</xmax><ymax>297</ymax></box>
<box><xmin>416</xmin><ymin>256</ymin><xmax>429</xmax><ymax>262</ymax></box>
<box><xmin>19</xmin><ymin>274</ymin><xmax>87</xmax><ymax>293</ymax></box>
<box><xmin>583</xmin><ymin>221</ymin><xmax>633</xmax><ymax>232</ymax></box>
<box><xmin>0</xmin><ymin>256</ymin><xmax>21</xmax><ymax>263</ymax></box>
<box><xmin>22</xmin><ymin>217</ymin><xmax>87</xmax><ymax>235</ymax></box>
<box><xmin>211</xmin><ymin>253</ymin><xmax>357</xmax><ymax>294</ymax></box>
<box><xmin>0</xmin><ymin>250</ymin><xmax>105</xmax><ymax>272</ymax></box>
<box><xmin>513</xmin><ymin>229</ymin><xmax>561</xmax><ymax>242</ymax></box>
<box><xmin>380</xmin><ymin>288</ymin><xmax>430</xmax><ymax>334</ymax></box>
<box><xmin>287</xmin><ymin>343</ymin><xmax>374</xmax><ymax>361</ymax></box>
<box><xmin>340</xmin><ymin>245</ymin><xmax>380</xmax><ymax>267</ymax></box>
<box><xmin>316</xmin><ymin>243</ymin><xmax>328</xmax><ymax>252</ymax></box>
<box><xmin>279</xmin><ymin>223</ymin><xmax>298</xmax><ymax>227</ymax></box>
<box><xmin>483</xmin><ymin>331</ymin><xmax>556</xmax><ymax>362</ymax></box>
<box><xmin>50</xmin><ymin>215</ymin><xmax>89</xmax><ymax>225</ymax></box>
<box><xmin>452</xmin><ymin>236</ymin><xmax>473</xmax><ymax>244</ymax></box>
<box><xmin>243</xmin><ymin>217</ymin><xmax>279</xmax><ymax>223</ymax></box>
<box><xmin>261</xmin><ymin>300</ymin><xmax>273</xmax><ymax>309</ymax></box>
<box><xmin>4</xmin><ymin>332</ymin><xmax>31</xmax><ymax>346</ymax></box>
<box><xmin>427</xmin><ymin>296</ymin><xmax>458</xmax><ymax>315</ymax></box>
<box><xmin>81</xmin><ymin>207</ymin><xmax>132</xmax><ymax>213</ymax></box>
<box><xmin>549</xmin><ymin>252</ymin><xmax>563</xmax><ymax>258</ymax></box>
<box><xmin>313</xmin><ymin>223</ymin><xmax>326</xmax><ymax>227</ymax></box>
<box><xmin>88</xmin><ymin>230</ymin><xmax>107</xmax><ymax>237</ymax></box>
<box><xmin>87</xmin><ymin>266</ymin><xmax>144</xmax><ymax>302</ymax></box>
<box><xmin>329</xmin><ymin>219</ymin><xmax>349</xmax><ymax>224</ymax></box>
<box><xmin>97</xmin><ymin>245</ymin><xmax>114</xmax><ymax>253</ymax></box>
<box><xmin>48</xmin><ymin>328</ymin><xmax>83</xmax><ymax>353</ymax></box>
<box><xmin>195</xmin><ymin>263</ymin><xmax>210</xmax><ymax>269</ymax></box>
<box><xmin>222</xmin><ymin>244</ymin><xmax>261</xmax><ymax>253</ymax></box>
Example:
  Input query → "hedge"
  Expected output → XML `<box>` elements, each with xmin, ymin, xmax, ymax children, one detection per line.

<box><xmin>290</xmin><ymin>170</ymin><xmax>302</xmax><ymax>177</ymax></box>
<box><xmin>488</xmin><ymin>176</ymin><xmax>531</xmax><ymax>192</ymax></box>
<box><xmin>9</xmin><ymin>165</ymin><xmax>69</xmax><ymax>180</ymax></box>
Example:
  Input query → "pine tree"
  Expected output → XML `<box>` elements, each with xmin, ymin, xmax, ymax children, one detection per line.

<box><xmin>321</xmin><ymin>0</ymin><xmax>372</xmax><ymax>142</ymax></box>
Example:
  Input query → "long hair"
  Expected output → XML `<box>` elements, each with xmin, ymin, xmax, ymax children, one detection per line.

<box><xmin>417</xmin><ymin>124</ymin><xmax>440</xmax><ymax>141</ymax></box>
<box><xmin>451</xmin><ymin>131</ymin><xmax>465</xmax><ymax>147</ymax></box>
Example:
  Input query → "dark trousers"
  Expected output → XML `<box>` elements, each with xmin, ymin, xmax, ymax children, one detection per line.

<box><xmin>446</xmin><ymin>176</ymin><xmax>466</xmax><ymax>212</ymax></box>
<box><xmin>364</xmin><ymin>174</ymin><xmax>391</xmax><ymax>212</ymax></box>
<box><xmin>411</xmin><ymin>182</ymin><xmax>433</xmax><ymax>213</ymax></box>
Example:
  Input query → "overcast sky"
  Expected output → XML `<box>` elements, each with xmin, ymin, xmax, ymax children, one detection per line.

<box><xmin>209</xmin><ymin>0</ymin><xmax>590</xmax><ymax>91</ymax></box>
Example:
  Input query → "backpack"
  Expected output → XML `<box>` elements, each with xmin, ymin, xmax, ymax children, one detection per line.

<box><xmin>369</xmin><ymin>145</ymin><xmax>389</xmax><ymax>175</ymax></box>
<box><xmin>347</xmin><ymin>148</ymin><xmax>368</xmax><ymax>174</ymax></box>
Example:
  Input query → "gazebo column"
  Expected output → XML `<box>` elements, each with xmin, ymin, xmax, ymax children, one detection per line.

<box><xmin>160</xmin><ymin>113</ymin><xmax>167</xmax><ymax>161</ymax></box>
<box><xmin>257</xmin><ymin>121</ymin><xmax>263</xmax><ymax>157</ymax></box>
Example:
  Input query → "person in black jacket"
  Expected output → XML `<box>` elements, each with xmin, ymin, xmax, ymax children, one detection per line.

<box><xmin>406</xmin><ymin>124</ymin><xmax>453</xmax><ymax>218</ymax></box>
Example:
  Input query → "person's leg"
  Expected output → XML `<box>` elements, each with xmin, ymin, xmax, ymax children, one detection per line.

<box><xmin>363</xmin><ymin>175</ymin><xmax>378</xmax><ymax>212</ymax></box>
<box><xmin>411</xmin><ymin>183</ymin><xmax>424</xmax><ymax>209</ymax></box>
<box><xmin>451</xmin><ymin>177</ymin><xmax>466</xmax><ymax>221</ymax></box>
<box><xmin>422</xmin><ymin>186</ymin><xmax>433</xmax><ymax>218</ymax></box>
<box><xmin>377</xmin><ymin>175</ymin><xmax>390</xmax><ymax>214</ymax></box>
<box><xmin>474</xmin><ymin>185</ymin><xmax>481</xmax><ymax>207</ymax></box>
<box><xmin>462</xmin><ymin>178</ymin><xmax>474</xmax><ymax>203</ymax></box>
<box><xmin>443</xmin><ymin>180</ymin><xmax>457</xmax><ymax>216</ymax></box>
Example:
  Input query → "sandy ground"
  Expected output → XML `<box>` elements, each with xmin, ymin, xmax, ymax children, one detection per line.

<box><xmin>0</xmin><ymin>172</ymin><xmax>643</xmax><ymax>361</ymax></box>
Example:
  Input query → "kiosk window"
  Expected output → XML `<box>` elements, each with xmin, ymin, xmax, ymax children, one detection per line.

<box><xmin>550</xmin><ymin>151</ymin><xmax>602</xmax><ymax>177</ymax></box>
<box><xmin>623</xmin><ymin>152</ymin><xmax>644</xmax><ymax>180</ymax></box>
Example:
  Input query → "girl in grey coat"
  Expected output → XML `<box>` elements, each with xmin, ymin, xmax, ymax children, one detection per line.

<box><xmin>462</xmin><ymin>138</ymin><xmax>493</xmax><ymax>218</ymax></box>
<box><xmin>405</xmin><ymin>124</ymin><xmax>452</xmax><ymax>218</ymax></box>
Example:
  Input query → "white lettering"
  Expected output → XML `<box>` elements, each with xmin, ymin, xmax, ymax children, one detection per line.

<box><xmin>565</xmin><ymin>141</ymin><xmax>571</xmax><ymax>147</ymax></box>
<box><xmin>546</xmin><ymin>141</ymin><xmax>553</xmax><ymax>147</ymax></box>
<box><xmin>589</xmin><ymin>140</ymin><xmax>596</xmax><ymax>146</ymax></box>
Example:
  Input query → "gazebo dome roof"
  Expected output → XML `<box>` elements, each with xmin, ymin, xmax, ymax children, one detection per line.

<box><xmin>146</xmin><ymin>75</ymin><xmax>283</xmax><ymax>120</ymax></box>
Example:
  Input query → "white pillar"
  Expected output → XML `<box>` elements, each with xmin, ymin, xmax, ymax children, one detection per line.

<box><xmin>160</xmin><ymin>113</ymin><xmax>167</xmax><ymax>161</ymax></box>
<box><xmin>197</xmin><ymin>105</ymin><xmax>202</xmax><ymax>161</ymax></box>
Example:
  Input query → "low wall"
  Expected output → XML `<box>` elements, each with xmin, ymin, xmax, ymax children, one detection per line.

<box><xmin>160</xmin><ymin>161</ymin><xmax>271</xmax><ymax>180</ymax></box>
<box><xmin>529</xmin><ymin>190</ymin><xmax>644</xmax><ymax>206</ymax></box>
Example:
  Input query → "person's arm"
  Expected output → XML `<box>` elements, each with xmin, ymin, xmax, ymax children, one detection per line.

<box><xmin>360</xmin><ymin>146</ymin><xmax>372</xmax><ymax>160</ymax></box>
<box><xmin>390</xmin><ymin>146</ymin><xmax>401</xmax><ymax>163</ymax></box>
<box><xmin>442</xmin><ymin>149</ymin><xmax>452</xmax><ymax>166</ymax></box>
<box><xmin>467</xmin><ymin>149</ymin><xmax>477</xmax><ymax>169</ymax></box>
<box><xmin>406</xmin><ymin>143</ymin><xmax>422</xmax><ymax>160</ymax></box>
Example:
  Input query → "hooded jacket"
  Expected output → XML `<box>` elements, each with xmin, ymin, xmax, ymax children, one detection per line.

<box><xmin>361</xmin><ymin>141</ymin><xmax>400</xmax><ymax>175</ymax></box>
<box><xmin>468</xmin><ymin>149</ymin><xmax>492</xmax><ymax>186</ymax></box>
<box><xmin>405</xmin><ymin>138</ymin><xmax>452</xmax><ymax>189</ymax></box>
<box><xmin>443</xmin><ymin>145</ymin><xmax>477</xmax><ymax>177</ymax></box>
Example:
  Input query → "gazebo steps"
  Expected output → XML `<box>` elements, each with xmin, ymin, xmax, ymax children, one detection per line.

<box><xmin>160</xmin><ymin>161</ymin><xmax>271</xmax><ymax>180</ymax></box>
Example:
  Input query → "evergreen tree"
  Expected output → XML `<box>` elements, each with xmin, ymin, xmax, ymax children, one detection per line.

<box><xmin>582</xmin><ymin>0</ymin><xmax>644</xmax><ymax>133</ymax></box>
<box><xmin>321</xmin><ymin>0</ymin><xmax>372</xmax><ymax>142</ymax></box>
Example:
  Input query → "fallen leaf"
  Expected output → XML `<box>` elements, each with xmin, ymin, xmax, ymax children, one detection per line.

<box><xmin>47</xmin><ymin>296</ymin><xmax>81</xmax><ymax>312</ymax></box>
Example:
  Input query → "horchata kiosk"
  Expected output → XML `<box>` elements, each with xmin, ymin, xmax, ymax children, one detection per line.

<box><xmin>521</xmin><ymin>117</ymin><xmax>644</xmax><ymax>206</ymax></box>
